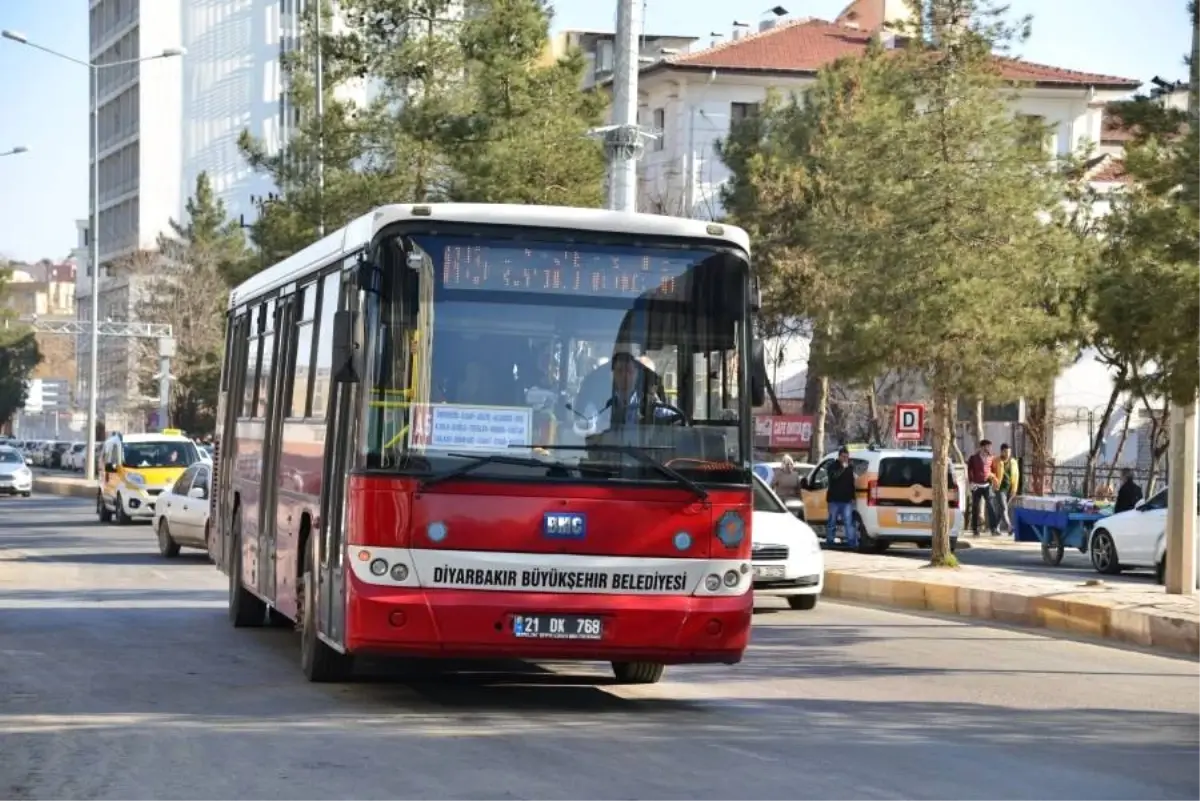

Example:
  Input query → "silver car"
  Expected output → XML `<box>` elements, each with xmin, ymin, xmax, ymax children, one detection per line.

<box><xmin>0</xmin><ymin>447</ymin><xmax>33</xmax><ymax>497</ymax></box>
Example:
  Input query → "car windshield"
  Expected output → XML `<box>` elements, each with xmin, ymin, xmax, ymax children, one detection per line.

<box><xmin>0</xmin><ymin>449</ymin><xmax>22</xmax><ymax>464</ymax></box>
<box><xmin>122</xmin><ymin>441</ymin><xmax>200</xmax><ymax>468</ymax></box>
<box><xmin>358</xmin><ymin>230</ymin><xmax>751</xmax><ymax>486</ymax></box>
<box><xmin>752</xmin><ymin>475</ymin><xmax>787</xmax><ymax>513</ymax></box>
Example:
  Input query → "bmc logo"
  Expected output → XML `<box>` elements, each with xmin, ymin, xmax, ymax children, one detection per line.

<box><xmin>543</xmin><ymin>512</ymin><xmax>586</xmax><ymax>539</ymax></box>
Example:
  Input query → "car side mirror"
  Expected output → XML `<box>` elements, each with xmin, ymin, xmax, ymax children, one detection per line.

<box><xmin>331</xmin><ymin>308</ymin><xmax>363</xmax><ymax>384</ymax></box>
<box><xmin>750</xmin><ymin>338</ymin><xmax>768</xmax><ymax>407</ymax></box>
<box><xmin>188</xmin><ymin>486</ymin><xmax>207</xmax><ymax>500</ymax></box>
<box><xmin>104</xmin><ymin>462</ymin><xmax>117</xmax><ymax>473</ymax></box>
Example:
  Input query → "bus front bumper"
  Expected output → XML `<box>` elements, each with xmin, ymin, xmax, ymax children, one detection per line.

<box><xmin>344</xmin><ymin>581</ymin><xmax>752</xmax><ymax>665</ymax></box>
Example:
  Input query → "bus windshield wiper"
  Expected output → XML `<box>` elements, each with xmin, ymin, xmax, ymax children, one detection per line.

<box><xmin>515</xmin><ymin>444</ymin><xmax>709</xmax><ymax>502</ymax></box>
<box><xmin>419</xmin><ymin>453</ymin><xmax>570</xmax><ymax>491</ymax></box>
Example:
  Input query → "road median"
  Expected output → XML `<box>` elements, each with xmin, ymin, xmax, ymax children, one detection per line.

<box><xmin>32</xmin><ymin>474</ymin><xmax>97</xmax><ymax>500</ymax></box>
<box><xmin>822</xmin><ymin>550</ymin><xmax>1199</xmax><ymax>656</ymax></box>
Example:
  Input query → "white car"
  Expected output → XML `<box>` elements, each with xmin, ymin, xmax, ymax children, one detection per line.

<box><xmin>150</xmin><ymin>462</ymin><xmax>213</xmax><ymax>558</ymax></box>
<box><xmin>751</xmin><ymin>473</ymin><xmax>824</xmax><ymax>610</ymax></box>
<box><xmin>1088</xmin><ymin>484</ymin><xmax>1200</xmax><ymax>582</ymax></box>
<box><xmin>0</xmin><ymin>446</ymin><xmax>33</xmax><ymax>496</ymax></box>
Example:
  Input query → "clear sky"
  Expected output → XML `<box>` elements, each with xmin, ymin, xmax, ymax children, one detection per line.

<box><xmin>0</xmin><ymin>0</ymin><xmax>1190</xmax><ymax>263</ymax></box>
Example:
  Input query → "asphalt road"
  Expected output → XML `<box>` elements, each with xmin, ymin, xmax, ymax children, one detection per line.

<box><xmin>1</xmin><ymin>495</ymin><xmax>1197</xmax><ymax>800</ymax></box>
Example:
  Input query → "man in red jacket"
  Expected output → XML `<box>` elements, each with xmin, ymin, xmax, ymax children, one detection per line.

<box><xmin>966</xmin><ymin>439</ymin><xmax>997</xmax><ymax>535</ymax></box>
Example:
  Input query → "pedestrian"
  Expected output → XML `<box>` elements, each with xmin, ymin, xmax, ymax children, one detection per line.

<box><xmin>825</xmin><ymin>446</ymin><xmax>859</xmax><ymax>548</ymax></box>
<box><xmin>966</xmin><ymin>439</ymin><xmax>997</xmax><ymax>536</ymax></box>
<box><xmin>772</xmin><ymin>454</ymin><xmax>802</xmax><ymax>500</ymax></box>
<box><xmin>991</xmin><ymin>443</ymin><xmax>1019</xmax><ymax>534</ymax></box>
<box><xmin>1114</xmin><ymin>468</ymin><xmax>1143</xmax><ymax>514</ymax></box>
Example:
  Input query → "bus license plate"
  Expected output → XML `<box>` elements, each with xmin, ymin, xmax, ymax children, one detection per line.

<box><xmin>512</xmin><ymin>614</ymin><xmax>603</xmax><ymax>640</ymax></box>
<box><xmin>900</xmin><ymin>512</ymin><xmax>931</xmax><ymax>523</ymax></box>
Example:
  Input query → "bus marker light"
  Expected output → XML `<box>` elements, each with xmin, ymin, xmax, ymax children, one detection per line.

<box><xmin>357</xmin><ymin>549</ymin><xmax>371</xmax><ymax>562</ymax></box>
<box><xmin>723</xmin><ymin>570</ymin><xmax>740</xmax><ymax>587</ymax></box>
<box><xmin>369</xmin><ymin>559</ymin><xmax>389</xmax><ymax>576</ymax></box>
<box><xmin>390</xmin><ymin>563</ymin><xmax>409</xmax><ymax>581</ymax></box>
<box><xmin>428</xmin><ymin>522</ymin><xmax>447</xmax><ymax>543</ymax></box>
<box><xmin>673</xmin><ymin>532</ymin><xmax>691</xmax><ymax>551</ymax></box>
<box><xmin>704</xmin><ymin>574</ymin><xmax>721</xmax><ymax>592</ymax></box>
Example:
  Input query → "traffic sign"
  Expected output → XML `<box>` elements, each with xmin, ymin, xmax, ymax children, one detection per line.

<box><xmin>894</xmin><ymin>403</ymin><xmax>925</xmax><ymax>442</ymax></box>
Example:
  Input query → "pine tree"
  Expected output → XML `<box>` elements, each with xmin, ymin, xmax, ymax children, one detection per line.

<box><xmin>129</xmin><ymin>172</ymin><xmax>246</xmax><ymax>434</ymax></box>
<box><xmin>801</xmin><ymin>0</ymin><xmax>1092</xmax><ymax>564</ymax></box>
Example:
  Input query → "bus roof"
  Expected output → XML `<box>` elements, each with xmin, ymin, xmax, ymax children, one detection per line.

<box><xmin>229</xmin><ymin>203</ymin><xmax>752</xmax><ymax>309</ymax></box>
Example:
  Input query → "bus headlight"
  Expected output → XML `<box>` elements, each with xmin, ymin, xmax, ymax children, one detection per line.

<box><xmin>369</xmin><ymin>558</ymin><xmax>389</xmax><ymax>576</ymax></box>
<box><xmin>704</xmin><ymin>574</ymin><xmax>721</xmax><ymax>592</ymax></box>
<box><xmin>390</xmin><ymin>563</ymin><xmax>409</xmax><ymax>582</ymax></box>
<box><xmin>723</xmin><ymin>570</ymin><xmax>740</xmax><ymax>588</ymax></box>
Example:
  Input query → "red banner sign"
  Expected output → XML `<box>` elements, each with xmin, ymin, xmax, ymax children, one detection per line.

<box><xmin>756</xmin><ymin>414</ymin><xmax>814</xmax><ymax>449</ymax></box>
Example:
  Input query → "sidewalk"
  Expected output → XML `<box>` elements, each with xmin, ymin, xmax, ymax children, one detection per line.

<box><xmin>822</xmin><ymin>548</ymin><xmax>1200</xmax><ymax>656</ymax></box>
<box><xmin>32</xmin><ymin>474</ymin><xmax>97</xmax><ymax>499</ymax></box>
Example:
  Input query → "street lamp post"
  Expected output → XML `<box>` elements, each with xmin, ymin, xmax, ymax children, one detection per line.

<box><xmin>2</xmin><ymin>30</ymin><xmax>184</xmax><ymax>482</ymax></box>
<box><xmin>0</xmin><ymin>146</ymin><xmax>29</xmax><ymax>158</ymax></box>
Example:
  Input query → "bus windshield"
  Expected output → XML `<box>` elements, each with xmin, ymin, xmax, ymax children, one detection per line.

<box><xmin>359</xmin><ymin>231</ymin><xmax>752</xmax><ymax>485</ymax></box>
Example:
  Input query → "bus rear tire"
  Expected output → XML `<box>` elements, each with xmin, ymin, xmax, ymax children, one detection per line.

<box><xmin>228</xmin><ymin>508</ymin><xmax>267</xmax><ymax>628</ymax></box>
<box><xmin>301</xmin><ymin>541</ymin><xmax>353</xmax><ymax>682</ymax></box>
<box><xmin>611</xmin><ymin>661</ymin><xmax>665</xmax><ymax>684</ymax></box>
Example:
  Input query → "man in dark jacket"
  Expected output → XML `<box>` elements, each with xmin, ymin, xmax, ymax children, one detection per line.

<box><xmin>1114</xmin><ymin>469</ymin><xmax>1143</xmax><ymax>514</ymax></box>
<box><xmin>825</xmin><ymin>446</ymin><xmax>859</xmax><ymax>548</ymax></box>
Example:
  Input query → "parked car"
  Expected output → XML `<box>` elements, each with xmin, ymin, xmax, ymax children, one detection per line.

<box><xmin>0</xmin><ymin>446</ymin><xmax>33</xmax><ymax>497</ymax></box>
<box><xmin>151</xmin><ymin>462</ymin><xmax>213</xmax><ymax>557</ymax></box>
<box><xmin>1089</xmin><ymin>483</ymin><xmax>1200</xmax><ymax>583</ymax></box>
<box><xmin>750</xmin><ymin>473</ymin><xmax>824</xmax><ymax>610</ymax></box>
<box><xmin>63</xmin><ymin>442</ymin><xmax>88</xmax><ymax>471</ymax></box>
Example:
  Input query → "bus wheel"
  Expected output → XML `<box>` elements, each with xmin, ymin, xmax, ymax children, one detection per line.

<box><xmin>228</xmin><ymin>509</ymin><xmax>267</xmax><ymax>628</ymax></box>
<box><xmin>611</xmin><ymin>661</ymin><xmax>665</xmax><ymax>684</ymax></box>
<box><xmin>300</xmin><ymin>540</ymin><xmax>353</xmax><ymax>682</ymax></box>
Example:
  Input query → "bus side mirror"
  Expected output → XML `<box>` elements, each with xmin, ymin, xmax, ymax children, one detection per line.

<box><xmin>750</xmin><ymin>338</ymin><xmax>768</xmax><ymax>407</ymax></box>
<box><xmin>331</xmin><ymin>309</ymin><xmax>363</xmax><ymax>384</ymax></box>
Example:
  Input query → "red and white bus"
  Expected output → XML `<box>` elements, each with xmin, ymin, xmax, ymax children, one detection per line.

<box><xmin>210</xmin><ymin>203</ymin><xmax>768</xmax><ymax>683</ymax></box>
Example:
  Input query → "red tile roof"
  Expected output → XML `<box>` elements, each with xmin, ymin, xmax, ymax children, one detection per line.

<box><xmin>647</xmin><ymin>18</ymin><xmax>1141</xmax><ymax>89</ymax></box>
<box><xmin>1086</xmin><ymin>155</ymin><xmax>1132</xmax><ymax>184</ymax></box>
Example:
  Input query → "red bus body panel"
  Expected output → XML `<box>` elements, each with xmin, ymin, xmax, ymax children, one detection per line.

<box><xmin>342</xmin><ymin>475</ymin><xmax>753</xmax><ymax>664</ymax></box>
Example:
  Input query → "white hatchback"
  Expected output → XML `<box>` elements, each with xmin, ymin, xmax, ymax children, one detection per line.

<box><xmin>751</xmin><ymin>474</ymin><xmax>824</xmax><ymax>610</ymax></box>
<box><xmin>1089</xmin><ymin>484</ymin><xmax>1200</xmax><ymax>583</ymax></box>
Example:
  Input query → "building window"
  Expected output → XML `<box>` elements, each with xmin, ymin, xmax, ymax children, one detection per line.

<box><xmin>730</xmin><ymin>102</ymin><xmax>759</xmax><ymax>125</ymax></box>
<box><xmin>652</xmin><ymin>108</ymin><xmax>665</xmax><ymax>152</ymax></box>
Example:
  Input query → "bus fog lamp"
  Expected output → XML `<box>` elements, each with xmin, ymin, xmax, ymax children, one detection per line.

<box><xmin>390</xmin><ymin>563</ymin><xmax>408</xmax><ymax>581</ymax></box>
<box><xmin>369</xmin><ymin>558</ymin><xmax>389</xmax><ymax>576</ymax></box>
<box><xmin>704</xmin><ymin>574</ymin><xmax>721</xmax><ymax>592</ymax></box>
<box><xmin>723</xmin><ymin>570</ymin><xmax>740</xmax><ymax>587</ymax></box>
<box><xmin>673</xmin><ymin>532</ymin><xmax>692</xmax><ymax>551</ymax></box>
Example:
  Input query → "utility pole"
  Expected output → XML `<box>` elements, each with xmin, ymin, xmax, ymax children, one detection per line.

<box><xmin>1164</xmin><ymin>12</ymin><xmax>1199</xmax><ymax>595</ymax></box>
<box><xmin>604</xmin><ymin>0</ymin><xmax>645</xmax><ymax>213</ymax></box>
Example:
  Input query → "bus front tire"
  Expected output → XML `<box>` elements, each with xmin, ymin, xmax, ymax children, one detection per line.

<box><xmin>300</xmin><ymin>541</ymin><xmax>353</xmax><ymax>682</ymax></box>
<box><xmin>611</xmin><ymin>661</ymin><xmax>665</xmax><ymax>684</ymax></box>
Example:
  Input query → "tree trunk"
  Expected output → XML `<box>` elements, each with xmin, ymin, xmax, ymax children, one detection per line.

<box><xmin>1023</xmin><ymin>396</ymin><xmax>1051</xmax><ymax>494</ymax></box>
<box><xmin>1085</xmin><ymin>376</ymin><xmax>1125</xmax><ymax>497</ymax></box>
<box><xmin>866</xmin><ymin>381</ymin><xmax>881</xmax><ymax>444</ymax></box>
<box><xmin>1103</xmin><ymin>399</ymin><xmax>1135</xmax><ymax>489</ymax></box>
<box><xmin>973</xmin><ymin>397</ymin><xmax>985</xmax><ymax>449</ymax></box>
<box><xmin>810</xmin><ymin>375</ymin><xmax>830</xmax><ymax>461</ymax></box>
<box><xmin>929</xmin><ymin>387</ymin><xmax>955</xmax><ymax>566</ymax></box>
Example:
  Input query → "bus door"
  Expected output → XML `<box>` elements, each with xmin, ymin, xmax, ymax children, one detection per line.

<box><xmin>215</xmin><ymin>311</ymin><xmax>251</xmax><ymax>572</ymax></box>
<box><xmin>318</xmin><ymin>261</ymin><xmax>361</xmax><ymax>644</ymax></box>
<box><xmin>257</xmin><ymin>291</ymin><xmax>297</xmax><ymax>602</ymax></box>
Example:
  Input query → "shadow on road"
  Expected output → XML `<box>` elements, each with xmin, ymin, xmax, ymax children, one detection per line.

<box><xmin>10</xmin><ymin>550</ymin><xmax>211</xmax><ymax>566</ymax></box>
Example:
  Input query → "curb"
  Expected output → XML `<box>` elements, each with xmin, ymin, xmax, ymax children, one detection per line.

<box><xmin>32</xmin><ymin>477</ymin><xmax>97</xmax><ymax>500</ymax></box>
<box><xmin>823</xmin><ymin>569</ymin><xmax>1200</xmax><ymax>657</ymax></box>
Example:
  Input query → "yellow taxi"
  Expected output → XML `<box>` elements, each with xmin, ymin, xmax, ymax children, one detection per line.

<box><xmin>97</xmin><ymin>429</ymin><xmax>202</xmax><ymax>524</ymax></box>
<box><xmin>797</xmin><ymin>446</ymin><xmax>964</xmax><ymax>552</ymax></box>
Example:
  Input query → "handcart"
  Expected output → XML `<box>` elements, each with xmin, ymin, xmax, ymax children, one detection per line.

<box><xmin>1012</xmin><ymin>506</ymin><xmax>1109</xmax><ymax>566</ymax></box>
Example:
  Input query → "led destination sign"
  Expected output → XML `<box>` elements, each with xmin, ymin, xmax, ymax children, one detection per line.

<box><xmin>440</xmin><ymin>244</ymin><xmax>696</xmax><ymax>300</ymax></box>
